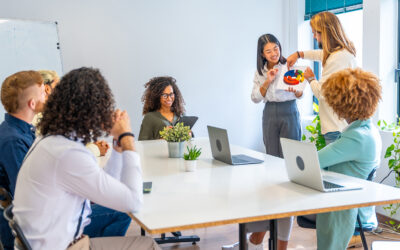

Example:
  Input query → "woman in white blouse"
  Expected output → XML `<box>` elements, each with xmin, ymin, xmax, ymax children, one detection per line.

<box><xmin>223</xmin><ymin>34</ymin><xmax>302</xmax><ymax>250</ymax></box>
<box><xmin>287</xmin><ymin>11</ymin><xmax>357</xmax><ymax>144</ymax></box>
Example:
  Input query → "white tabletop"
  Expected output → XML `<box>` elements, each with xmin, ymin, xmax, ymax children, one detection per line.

<box><xmin>131</xmin><ymin>138</ymin><xmax>400</xmax><ymax>234</ymax></box>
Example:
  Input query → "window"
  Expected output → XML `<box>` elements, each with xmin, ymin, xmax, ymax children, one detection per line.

<box><xmin>305</xmin><ymin>0</ymin><xmax>363</xmax><ymax>20</ymax></box>
<box><xmin>397</xmin><ymin>0</ymin><xmax>400</xmax><ymax>118</ymax></box>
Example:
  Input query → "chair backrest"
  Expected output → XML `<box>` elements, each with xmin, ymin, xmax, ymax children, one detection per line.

<box><xmin>367</xmin><ymin>167</ymin><xmax>377</xmax><ymax>181</ymax></box>
<box><xmin>3</xmin><ymin>205</ymin><xmax>32</xmax><ymax>250</ymax></box>
<box><xmin>0</xmin><ymin>187</ymin><xmax>12</xmax><ymax>210</ymax></box>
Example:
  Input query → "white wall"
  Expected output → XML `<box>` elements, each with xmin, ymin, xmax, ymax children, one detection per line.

<box><xmin>363</xmin><ymin>0</ymin><xmax>399</xmax><ymax>219</ymax></box>
<box><xmin>0</xmin><ymin>0</ymin><xmax>287</xmax><ymax>152</ymax></box>
<box><xmin>363</xmin><ymin>0</ymin><xmax>398</xmax><ymax>124</ymax></box>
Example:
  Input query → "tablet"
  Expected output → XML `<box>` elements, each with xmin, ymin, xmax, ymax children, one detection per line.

<box><xmin>178</xmin><ymin>116</ymin><xmax>198</xmax><ymax>129</ymax></box>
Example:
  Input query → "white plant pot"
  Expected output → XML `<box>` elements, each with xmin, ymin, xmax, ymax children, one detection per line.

<box><xmin>184</xmin><ymin>160</ymin><xmax>197</xmax><ymax>172</ymax></box>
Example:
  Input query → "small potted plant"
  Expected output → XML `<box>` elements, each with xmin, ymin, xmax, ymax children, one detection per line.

<box><xmin>159</xmin><ymin>122</ymin><xmax>191</xmax><ymax>158</ymax></box>
<box><xmin>183</xmin><ymin>145</ymin><xmax>202</xmax><ymax>171</ymax></box>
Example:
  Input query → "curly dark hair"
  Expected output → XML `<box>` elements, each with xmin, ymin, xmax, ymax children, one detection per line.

<box><xmin>38</xmin><ymin>67</ymin><xmax>115</xmax><ymax>145</ymax></box>
<box><xmin>322</xmin><ymin>68</ymin><xmax>381</xmax><ymax>121</ymax></box>
<box><xmin>141</xmin><ymin>76</ymin><xmax>185</xmax><ymax>116</ymax></box>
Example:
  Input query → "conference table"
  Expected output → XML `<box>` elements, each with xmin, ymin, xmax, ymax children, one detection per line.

<box><xmin>128</xmin><ymin>138</ymin><xmax>400</xmax><ymax>250</ymax></box>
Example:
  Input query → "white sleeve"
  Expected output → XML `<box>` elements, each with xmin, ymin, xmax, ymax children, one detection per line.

<box><xmin>309</xmin><ymin>79</ymin><xmax>322</xmax><ymax>99</ymax></box>
<box><xmin>103</xmin><ymin>149</ymin><xmax>123</xmax><ymax>180</ymax></box>
<box><xmin>251</xmin><ymin>71</ymin><xmax>265</xmax><ymax>103</ymax></box>
<box><xmin>303</xmin><ymin>50</ymin><xmax>323</xmax><ymax>61</ymax></box>
<box><xmin>56</xmin><ymin>148</ymin><xmax>143</xmax><ymax>213</ymax></box>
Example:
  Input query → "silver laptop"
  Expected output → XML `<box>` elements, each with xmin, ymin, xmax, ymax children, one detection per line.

<box><xmin>280</xmin><ymin>138</ymin><xmax>362</xmax><ymax>192</ymax></box>
<box><xmin>207</xmin><ymin>126</ymin><xmax>263</xmax><ymax>165</ymax></box>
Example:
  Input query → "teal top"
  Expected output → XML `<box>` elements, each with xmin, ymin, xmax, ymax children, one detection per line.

<box><xmin>138</xmin><ymin>111</ymin><xmax>179</xmax><ymax>140</ymax></box>
<box><xmin>316</xmin><ymin>119</ymin><xmax>382</xmax><ymax>250</ymax></box>
<box><xmin>319</xmin><ymin>119</ymin><xmax>382</xmax><ymax>178</ymax></box>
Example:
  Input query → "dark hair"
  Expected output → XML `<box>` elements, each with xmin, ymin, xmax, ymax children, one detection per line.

<box><xmin>38</xmin><ymin>67</ymin><xmax>115</xmax><ymax>145</ymax></box>
<box><xmin>141</xmin><ymin>76</ymin><xmax>185</xmax><ymax>116</ymax></box>
<box><xmin>256</xmin><ymin>34</ymin><xmax>286</xmax><ymax>75</ymax></box>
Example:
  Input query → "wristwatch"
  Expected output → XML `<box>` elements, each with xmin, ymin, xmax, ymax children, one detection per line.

<box><xmin>307</xmin><ymin>76</ymin><xmax>316</xmax><ymax>82</ymax></box>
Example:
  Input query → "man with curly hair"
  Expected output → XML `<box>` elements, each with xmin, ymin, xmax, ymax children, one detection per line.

<box><xmin>12</xmin><ymin>67</ymin><xmax>159</xmax><ymax>250</ymax></box>
<box><xmin>0</xmin><ymin>70</ymin><xmax>45</xmax><ymax>250</ymax></box>
<box><xmin>315</xmin><ymin>68</ymin><xmax>382</xmax><ymax>250</ymax></box>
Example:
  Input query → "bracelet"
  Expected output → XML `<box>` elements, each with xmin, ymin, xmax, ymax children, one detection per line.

<box><xmin>117</xmin><ymin>132</ymin><xmax>134</xmax><ymax>146</ymax></box>
<box><xmin>296</xmin><ymin>51</ymin><xmax>301</xmax><ymax>59</ymax></box>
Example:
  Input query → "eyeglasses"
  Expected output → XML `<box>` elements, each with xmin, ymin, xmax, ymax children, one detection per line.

<box><xmin>161</xmin><ymin>93</ymin><xmax>175</xmax><ymax>99</ymax></box>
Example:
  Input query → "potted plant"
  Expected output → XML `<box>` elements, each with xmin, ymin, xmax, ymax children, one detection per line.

<box><xmin>183</xmin><ymin>145</ymin><xmax>202</xmax><ymax>171</ymax></box>
<box><xmin>301</xmin><ymin>115</ymin><xmax>326</xmax><ymax>150</ymax></box>
<box><xmin>377</xmin><ymin>120</ymin><xmax>400</xmax><ymax>232</ymax></box>
<box><xmin>159</xmin><ymin>122</ymin><xmax>191</xmax><ymax>158</ymax></box>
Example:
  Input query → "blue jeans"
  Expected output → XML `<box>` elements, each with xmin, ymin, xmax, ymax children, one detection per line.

<box><xmin>83</xmin><ymin>204</ymin><xmax>132</xmax><ymax>237</ymax></box>
<box><xmin>323</xmin><ymin>131</ymin><xmax>341</xmax><ymax>145</ymax></box>
<box><xmin>0</xmin><ymin>211</ymin><xmax>13</xmax><ymax>250</ymax></box>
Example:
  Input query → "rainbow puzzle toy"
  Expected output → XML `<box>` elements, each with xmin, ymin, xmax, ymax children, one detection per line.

<box><xmin>283</xmin><ymin>69</ymin><xmax>305</xmax><ymax>85</ymax></box>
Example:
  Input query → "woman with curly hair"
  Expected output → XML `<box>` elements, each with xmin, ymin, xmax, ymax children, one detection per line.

<box><xmin>12</xmin><ymin>67</ymin><xmax>160</xmax><ymax>250</ymax></box>
<box><xmin>138</xmin><ymin>76</ymin><xmax>185</xmax><ymax>140</ymax></box>
<box><xmin>315</xmin><ymin>68</ymin><xmax>381</xmax><ymax>250</ymax></box>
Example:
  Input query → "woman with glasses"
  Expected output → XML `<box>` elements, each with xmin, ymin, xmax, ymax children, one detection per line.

<box><xmin>138</xmin><ymin>76</ymin><xmax>185</xmax><ymax>140</ymax></box>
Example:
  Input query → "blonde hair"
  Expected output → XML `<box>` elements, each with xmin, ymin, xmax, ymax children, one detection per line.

<box><xmin>322</xmin><ymin>68</ymin><xmax>381</xmax><ymax>121</ymax></box>
<box><xmin>1</xmin><ymin>71</ymin><xmax>43</xmax><ymax>113</ymax></box>
<box><xmin>310</xmin><ymin>11</ymin><xmax>356</xmax><ymax>66</ymax></box>
<box><xmin>38</xmin><ymin>70</ymin><xmax>59</xmax><ymax>85</ymax></box>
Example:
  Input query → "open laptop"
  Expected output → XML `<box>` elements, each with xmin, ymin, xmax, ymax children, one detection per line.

<box><xmin>207</xmin><ymin>126</ymin><xmax>263</xmax><ymax>165</ymax></box>
<box><xmin>280</xmin><ymin>138</ymin><xmax>362</xmax><ymax>192</ymax></box>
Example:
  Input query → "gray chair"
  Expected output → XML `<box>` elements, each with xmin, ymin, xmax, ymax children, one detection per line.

<box><xmin>3</xmin><ymin>205</ymin><xmax>32</xmax><ymax>250</ymax></box>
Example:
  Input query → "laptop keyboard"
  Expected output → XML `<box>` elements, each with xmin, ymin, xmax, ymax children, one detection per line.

<box><xmin>231</xmin><ymin>154</ymin><xmax>262</xmax><ymax>164</ymax></box>
<box><xmin>323</xmin><ymin>180</ymin><xmax>344</xmax><ymax>189</ymax></box>
<box><xmin>231</xmin><ymin>156</ymin><xmax>251</xmax><ymax>164</ymax></box>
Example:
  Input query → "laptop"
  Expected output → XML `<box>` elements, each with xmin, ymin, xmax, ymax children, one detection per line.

<box><xmin>207</xmin><ymin>126</ymin><xmax>264</xmax><ymax>165</ymax></box>
<box><xmin>280</xmin><ymin>138</ymin><xmax>362</xmax><ymax>192</ymax></box>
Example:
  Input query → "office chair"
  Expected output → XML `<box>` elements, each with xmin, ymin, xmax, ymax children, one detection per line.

<box><xmin>297</xmin><ymin>168</ymin><xmax>378</xmax><ymax>250</ymax></box>
<box><xmin>141</xmin><ymin>228</ymin><xmax>200</xmax><ymax>245</ymax></box>
<box><xmin>0</xmin><ymin>187</ymin><xmax>12</xmax><ymax>250</ymax></box>
<box><xmin>3</xmin><ymin>205</ymin><xmax>32</xmax><ymax>250</ymax></box>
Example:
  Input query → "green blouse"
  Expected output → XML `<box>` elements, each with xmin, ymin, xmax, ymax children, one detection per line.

<box><xmin>138</xmin><ymin>111</ymin><xmax>179</xmax><ymax>140</ymax></box>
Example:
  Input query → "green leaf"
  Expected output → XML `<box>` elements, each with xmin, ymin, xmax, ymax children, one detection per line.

<box><xmin>301</xmin><ymin>135</ymin><xmax>306</xmax><ymax>141</ymax></box>
<box><xmin>389</xmin><ymin>159</ymin><xmax>396</xmax><ymax>168</ymax></box>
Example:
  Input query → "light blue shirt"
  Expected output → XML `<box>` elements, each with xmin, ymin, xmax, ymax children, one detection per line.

<box><xmin>316</xmin><ymin>119</ymin><xmax>381</xmax><ymax>250</ymax></box>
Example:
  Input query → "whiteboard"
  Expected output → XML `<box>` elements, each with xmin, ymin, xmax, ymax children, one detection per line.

<box><xmin>0</xmin><ymin>18</ymin><xmax>63</xmax><ymax>122</ymax></box>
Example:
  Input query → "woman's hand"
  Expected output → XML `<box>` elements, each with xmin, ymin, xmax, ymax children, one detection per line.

<box><xmin>287</xmin><ymin>52</ymin><xmax>300</xmax><ymax>69</ymax></box>
<box><xmin>304</xmin><ymin>67</ymin><xmax>315</xmax><ymax>82</ymax></box>
<box><xmin>286</xmin><ymin>87</ymin><xmax>303</xmax><ymax>98</ymax></box>
<box><xmin>266</xmin><ymin>68</ymin><xmax>279</xmax><ymax>83</ymax></box>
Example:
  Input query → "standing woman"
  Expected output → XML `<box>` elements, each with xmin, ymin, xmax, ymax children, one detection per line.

<box><xmin>237</xmin><ymin>34</ymin><xmax>302</xmax><ymax>250</ymax></box>
<box><xmin>287</xmin><ymin>11</ymin><xmax>357</xmax><ymax>144</ymax></box>
<box><xmin>138</xmin><ymin>76</ymin><xmax>185</xmax><ymax>140</ymax></box>
<box><xmin>252</xmin><ymin>34</ymin><xmax>302</xmax><ymax>158</ymax></box>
